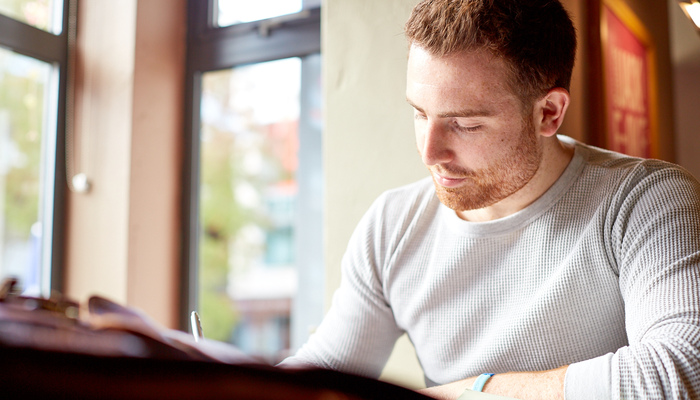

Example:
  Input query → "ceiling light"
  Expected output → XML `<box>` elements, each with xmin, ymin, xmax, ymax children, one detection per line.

<box><xmin>678</xmin><ymin>1</ymin><xmax>700</xmax><ymax>30</ymax></box>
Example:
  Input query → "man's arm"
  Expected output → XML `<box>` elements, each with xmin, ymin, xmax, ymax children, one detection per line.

<box><xmin>281</xmin><ymin>191</ymin><xmax>404</xmax><ymax>376</ymax></box>
<box><xmin>419</xmin><ymin>366</ymin><xmax>568</xmax><ymax>400</ymax></box>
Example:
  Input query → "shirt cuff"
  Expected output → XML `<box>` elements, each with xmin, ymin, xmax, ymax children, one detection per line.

<box><xmin>564</xmin><ymin>352</ymin><xmax>613</xmax><ymax>400</ymax></box>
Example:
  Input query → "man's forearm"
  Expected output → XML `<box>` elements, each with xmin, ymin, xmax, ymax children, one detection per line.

<box><xmin>419</xmin><ymin>365</ymin><xmax>568</xmax><ymax>400</ymax></box>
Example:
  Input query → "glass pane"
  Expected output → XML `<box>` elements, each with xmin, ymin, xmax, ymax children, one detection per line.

<box><xmin>216</xmin><ymin>0</ymin><xmax>303</xmax><ymax>27</ymax></box>
<box><xmin>198</xmin><ymin>56</ymin><xmax>323</xmax><ymax>362</ymax></box>
<box><xmin>0</xmin><ymin>0</ymin><xmax>64</xmax><ymax>34</ymax></box>
<box><xmin>0</xmin><ymin>47</ymin><xmax>55</xmax><ymax>295</ymax></box>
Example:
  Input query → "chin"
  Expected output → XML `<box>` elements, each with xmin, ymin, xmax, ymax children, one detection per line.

<box><xmin>433</xmin><ymin>181</ymin><xmax>498</xmax><ymax>211</ymax></box>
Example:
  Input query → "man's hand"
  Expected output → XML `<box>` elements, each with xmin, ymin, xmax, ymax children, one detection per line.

<box><xmin>419</xmin><ymin>365</ymin><xmax>568</xmax><ymax>400</ymax></box>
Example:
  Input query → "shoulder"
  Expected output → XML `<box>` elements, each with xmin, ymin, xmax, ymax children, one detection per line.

<box><xmin>378</xmin><ymin>176</ymin><xmax>435</xmax><ymax>203</ymax></box>
<box><xmin>343</xmin><ymin>177</ymin><xmax>440</xmax><ymax>281</ymax></box>
<box><xmin>569</xmin><ymin>140</ymin><xmax>700</xmax><ymax>237</ymax></box>
<box><xmin>351</xmin><ymin>176</ymin><xmax>439</xmax><ymax>248</ymax></box>
<box><xmin>569</xmin><ymin>139</ymin><xmax>700</xmax><ymax>193</ymax></box>
<box><xmin>368</xmin><ymin>177</ymin><xmax>438</xmax><ymax>220</ymax></box>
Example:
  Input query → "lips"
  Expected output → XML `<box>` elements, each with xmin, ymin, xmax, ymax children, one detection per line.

<box><xmin>433</xmin><ymin>171</ymin><xmax>467</xmax><ymax>188</ymax></box>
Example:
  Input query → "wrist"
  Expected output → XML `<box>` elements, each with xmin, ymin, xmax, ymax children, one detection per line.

<box><xmin>471</xmin><ymin>373</ymin><xmax>495</xmax><ymax>392</ymax></box>
<box><xmin>455</xmin><ymin>373</ymin><xmax>495</xmax><ymax>400</ymax></box>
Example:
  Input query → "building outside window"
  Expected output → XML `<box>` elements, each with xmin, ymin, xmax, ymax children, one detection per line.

<box><xmin>184</xmin><ymin>0</ymin><xmax>323</xmax><ymax>363</ymax></box>
<box><xmin>0</xmin><ymin>0</ymin><xmax>68</xmax><ymax>296</ymax></box>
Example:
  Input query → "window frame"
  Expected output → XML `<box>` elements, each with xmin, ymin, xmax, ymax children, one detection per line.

<box><xmin>181</xmin><ymin>0</ymin><xmax>321</xmax><ymax>331</ymax></box>
<box><xmin>0</xmin><ymin>1</ymin><xmax>70</xmax><ymax>295</ymax></box>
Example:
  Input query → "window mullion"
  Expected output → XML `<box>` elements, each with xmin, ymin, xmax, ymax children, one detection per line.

<box><xmin>0</xmin><ymin>14</ymin><xmax>66</xmax><ymax>65</ymax></box>
<box><xmin>190</xmin><ymin>18</ymin><xmax>321</xmax><ymax>71</ymax></box>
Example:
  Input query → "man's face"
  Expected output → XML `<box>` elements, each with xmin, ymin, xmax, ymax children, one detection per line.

<box><xmin>406</xmin><ymin>45</ymin><xmax>542</xmax><ymax>212</ymax></box>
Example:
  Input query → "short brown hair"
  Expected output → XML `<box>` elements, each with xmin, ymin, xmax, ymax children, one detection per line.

<box><xmin>405</xmin><ymin>0</ymin><xmax>577</xmax><ymax>109</ymax></box>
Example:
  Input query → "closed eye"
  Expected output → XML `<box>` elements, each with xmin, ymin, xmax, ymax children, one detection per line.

<box><xmin>453</xmin><ymin>121</ymin><xmax>482</xmax><ymax>133</ymax></box>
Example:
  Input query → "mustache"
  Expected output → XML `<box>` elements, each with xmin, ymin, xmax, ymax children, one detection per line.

<box><xmin>432</xmin><ymin>164</ymin><xmax>476</xmax><ymax>179</ymax></box>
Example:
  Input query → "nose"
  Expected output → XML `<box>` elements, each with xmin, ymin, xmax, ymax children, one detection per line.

<box><xmin>419</xmin><ymin>119</ymin><xmax>453</xmax><ymax>166</ymax></box>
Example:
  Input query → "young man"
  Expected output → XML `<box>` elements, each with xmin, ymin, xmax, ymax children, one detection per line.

<box><xmin>282</xmin><ymin>1</ymin><xmax>700</xmax><ymax>399</ymax></box>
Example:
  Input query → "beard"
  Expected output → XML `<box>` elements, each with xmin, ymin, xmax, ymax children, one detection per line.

<box><xmin>430</xmin><ymin>117</ymin><xmax>542</xmax><ymax>212</ymax></box>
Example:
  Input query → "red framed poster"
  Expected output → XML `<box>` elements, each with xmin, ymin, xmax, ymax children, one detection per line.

<box><xmin>600</xmin><ymin>0</ymin><xmax>658</xmax><ymax>158</ymax></box>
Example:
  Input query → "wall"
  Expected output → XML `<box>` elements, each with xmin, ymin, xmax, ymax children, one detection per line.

<box><xmin>64</xmin><ymin>0</ymin><xmax>186</xmax><ymax>329</ymax></box>
<box><xmin>65</xmin><ymin>0</ymin><xmax>136</xmax><ymax>306</ymax></box>
<box><xmin>559</xmin><ymin>0</ymin><xmax>588</xmax><ymax>142</ymax></box>
<box><xmin>126</xmin><ymin>0</ymin><xmax>186</xmax><ymax>329</ymax></box>
<box><xmin>669</xmin><ymin>0</ymin><xmax>700</xmax><ymax>179</ymax></box>
<box><xmin>609</xmin><ymin>0</ymin><xmax>676</xmax><ymax>161</ymax></box>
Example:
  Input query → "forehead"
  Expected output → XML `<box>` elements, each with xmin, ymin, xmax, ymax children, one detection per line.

<box><xmin>406</xmin><ymin>45</ymin><xmax>520</xmax><ymax>112</ymax></box>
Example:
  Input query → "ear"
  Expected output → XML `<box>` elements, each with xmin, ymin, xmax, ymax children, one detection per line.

<box><xmin>534</xmin><ymin>87</ymin><xmax>570</xmax><ymax>137</ymax></box>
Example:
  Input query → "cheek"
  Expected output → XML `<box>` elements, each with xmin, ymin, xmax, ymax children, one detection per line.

<box><xmin>451</xmin><ymin>135</ymin><xmax>506</xmax><ymax>168</ymax></box>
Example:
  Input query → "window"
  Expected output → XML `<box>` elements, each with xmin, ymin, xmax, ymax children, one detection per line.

<box><xmin>0</xmin><ymin>0</ymin><xmax>68</xmax><ymax>296</ymax></box>
<box><xmin>0</xmin><ymin>0</ymin><xmax>63</xmax><ymax>33</ymax></box>
<box><xmin>183</xmin><ymin>0</ymin><xmax>322</xmax><ymax>362</ymax></box>
<box><xmin>216</xmin><ymin>0</ymin><xmax>303</xmax><ymax>27</ymax></box>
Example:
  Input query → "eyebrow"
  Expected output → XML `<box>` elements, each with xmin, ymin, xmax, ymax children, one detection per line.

<box><xmin>406</xmin><ymin>97</ymin><xmax>495</xmax><ymax>118</ymax></box>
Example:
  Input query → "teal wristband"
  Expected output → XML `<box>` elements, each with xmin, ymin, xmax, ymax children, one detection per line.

<box><xmin>471</xmin><ymin>373</ymin><xmax>495</xmax><ymax>392</ymax></box>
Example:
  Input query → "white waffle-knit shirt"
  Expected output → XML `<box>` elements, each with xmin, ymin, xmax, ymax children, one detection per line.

<box><xmin>284</xmin><ymin>136</ymin><xmax>700</xmax><ymax>399</ymax></box>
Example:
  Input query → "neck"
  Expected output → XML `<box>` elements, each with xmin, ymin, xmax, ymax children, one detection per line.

<box><xmin>457</xmin><ymin>136</ymin><xmax>574</xmax><ymax>222</ymax></box>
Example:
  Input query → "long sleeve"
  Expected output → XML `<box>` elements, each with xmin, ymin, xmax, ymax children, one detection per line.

<box><xmin>566</xmin><ymin>162</ymin><xmax>700</xmax><ymax>399</ymax></box>
<box><xmin>280</xmin><ymin>193</ymin><xmax>404</xmax><ymax>377</ymax></box>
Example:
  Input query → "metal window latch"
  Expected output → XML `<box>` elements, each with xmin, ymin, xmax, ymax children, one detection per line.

<box><xmin>258</xmin><ymin>10</ymin><xmax>311</xmax><ymax>37</ymax></box>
